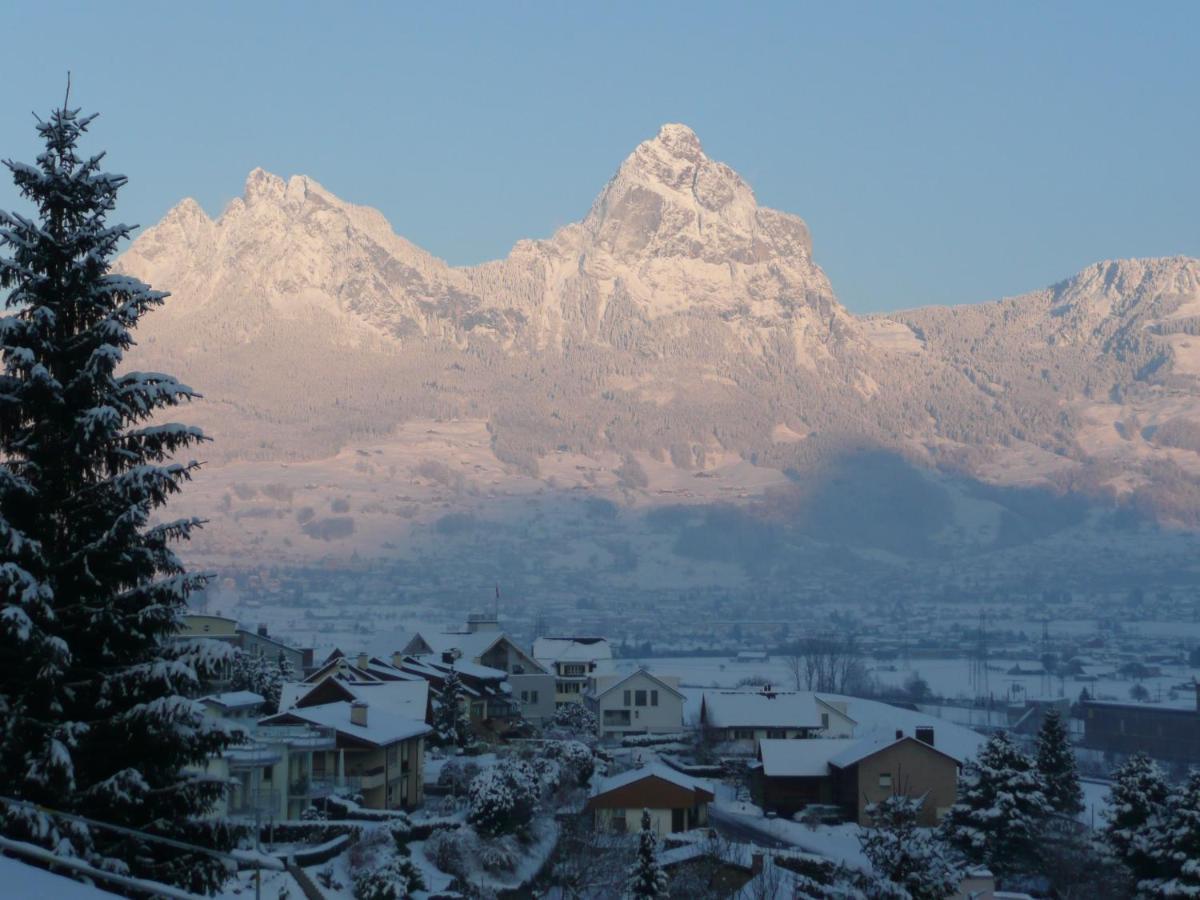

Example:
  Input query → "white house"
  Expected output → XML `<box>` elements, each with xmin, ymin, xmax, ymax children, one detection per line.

<box><xmin>534</xmin><ymin>636</ymin><xmax>613</xmax><ymax>707</ymax></box>
<box><xmin>585</xmin><ymin>669</ymin><xmax>684</xmax><ymax>739</ymax></box>
<box><xmin>699</xmin><ymin>688</ymin><xmax>856</xmax><ymax>752</ymax></box>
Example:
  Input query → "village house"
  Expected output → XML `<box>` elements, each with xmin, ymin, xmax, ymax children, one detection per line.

<box><xmin>400</xmin><ymin>613</ymin><xmax>556</xmax><ymax>724</ymax></box>
<box><xmin>178</xmin><ymin>613</ymin><xmax>314</xmax><ymax>680</ymax></box>
<box><xmin>263</xmin><ymin>677</ymin><xmax>432</xmax><ymax>810</ymax></box>
<box><xmin>533</xmin><ymin>636</ymin><xmax>613</xmax><ymax>707</ymax></box>
<box><xmin>196</xmin><ymin>691</ymin><xmax>337</xmax><ymax>821</ymax></box>
<box><xmin>752</xmin><ymin>728</ymin><xmax>960</xmax><ymax>826</ymax></box>
<box><xmin>699</xmin><ymin>687</ymin><xmax>856</xmax><ymax>752</ymax></box>
<box><xmin>586</xmin><ymin>765</ymin><xmax>714</xmax><ymax>836</ymax></box>
<box><xmin>303</xmin><ymin>648</ymin><xmax>524</xmax><ymax>741</ymax></box>
<box><xmin>585</xmin><ymin>669</ymin><xmax>685</xmax><ymax>739</ymax></box>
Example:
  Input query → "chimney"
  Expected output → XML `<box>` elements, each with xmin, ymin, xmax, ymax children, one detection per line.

<box><xmin>257</xmin><ymin>623</ymin><xmax>268</xmax><ymax>637</ymax></box>
<box><xmin>357</xmin><ymin>652</ymin><xmax>369</xmax><ymax>669</ymax></box>
<box><xmin>750</xmin><ymin>852</ymin><xmax>764</xmax><ymax>875</ymax></box>
<box><xmin>392</xmin><ymin>652</ymin><xmax>405</xmax><ymax>668</ymax></box>
<box><xmin>916</xmin><ymin>726</ymin><xmax>935</xmax><ymax>747</ymax></box>
<box><xmin>895</xmin><ymin>729</ymin><xmax>904</xmax><ymax>740</ymax></box>
<box><xmin>350</xmin><ymin>700</ymin><xmax>368</xmax><ymax>727</ymax></box>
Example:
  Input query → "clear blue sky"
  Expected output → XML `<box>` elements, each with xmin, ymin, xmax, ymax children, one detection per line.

<box><xmin>2</xmin><ymin>1</ymin><xmax>1197</xmax><ymax>312</ymax></box>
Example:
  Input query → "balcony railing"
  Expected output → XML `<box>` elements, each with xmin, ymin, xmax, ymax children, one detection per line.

<box><xmin>288</xmin><ymin>776</ymin><xmax>336</xmax><ymax>799</ymax></box>
<box><xmin>226</xmin><ymin>744</ymin><xmax>284</xmax><ymax>768</ymax></box>
<box><xmin>228</xmin><ymin>788</ymin><xmax>282</xmax><ymax>818</ymax></box>
<box><xmin>253</xmin><ymin>724</ymin><xmax>337</xmax><ymax>751</ymax></box>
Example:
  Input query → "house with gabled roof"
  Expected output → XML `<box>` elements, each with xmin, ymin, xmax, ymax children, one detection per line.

<box><xmin>700</xmin><ymin>687</ymin><xmax>856</xmax><ymax>751</ymax></box>
<box><xmin>263</xmin><ymin>676</ymin><xmax>432</xmax><ymax>811</ymax></box>
<box><xmin>586</xmin><ymin>764</ymin><xmax>714</xmax><ymax>836</ymax></box>
<box><xmin>400</xmin><ymin>614</ymin><xmax>555</xmax><ymax>724</ymax></box>
<box><xmin>585</xmin><ymin>669</ymin><xmax>685</xmax><ymax>739</ymax></box>
<box><xmin>752</xmin><ymin>727</ymin><xmax>961</xmax><ymax>825</ymax></box>
<box><xmin>534</xmin><ymin>636</ymin><xmax>613</xmax><ymax>708</ymax></box>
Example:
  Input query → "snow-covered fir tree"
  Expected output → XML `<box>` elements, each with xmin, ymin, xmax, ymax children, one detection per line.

<box><xmin>1105</xmin><ymin>752</ymin><xmax>1170</xmax><ymax>889</ymax></box>
<box><xmin>0</xmin><ymin>99</ymin><xmax>233</xmax><ymax>891</ymax></box>
<box><xmin>1146</xmin><ymin>769</ymin><xmax>1200</xmax><ymax>898</ymax></box>
<box><xmin>626</xmin><ymin>808</ymin><xmax>668</xmax><ymax>899</ymax></box>
<box><xmin>860</xmin><ymin>795</ymin><xmax>961</xmax><ymax>900</ymax></box>
<box><xmin>229</xmin><ymin>649</ymin><xmax>284</xmax><ymax>711</ymax></box>
<box><xmin>941</xmin><ymin>731</ymin><xmax>1051</xmax><ymax>879</ymax></box>
<box><xmin>433</xmin><ymin>665</ymin><xmax>472</xmax><ymax>749</ymax></box>
<box><xmin>1035</xmin><ymin>709</ymin><xmax>1084</xmax><ymax>817</ymax></box>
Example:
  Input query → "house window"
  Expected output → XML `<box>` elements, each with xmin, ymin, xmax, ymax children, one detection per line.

<box><xmin>635</xmin><ymin>690</ymin><xmax>647</xmax><ymax>707</ymax></box>
<box><xmin>624</xmin><ymin>690</ymin><xmax>632</xmax><ymax>707</ymax></box>
<box><xmin>521</xmin><ymin>691</ymin><xmax>529</xmax><ymax>702</ymax></box>
<box><xmin>734</xmin><ymin>729</ymin><xmax>755</xmax><ymax>741</ymax></box>
<box><xmin>611</xmin><ymin>812</ymin><xmax>627</xmax><ymax>833</ymax></box>
<box><xmin>766</xmin><ymin>729</ymin><xmax>786</xmax><ymax>739</ymax></box>
<box><xmin>879</xmin><ymin>773</ymin><xmax>892</xmax><ymax>789</ymax></box>
<box><xmin>651</xmin><ymin>690</ymin><xmax>659</xmax><ymax>707</ymax></box>
<box><xmin>530</xmin><ymin>690</ymin><xmax>539</xmax><ymax>704</ymax></box>
<box><xmin>821</xmin><ymin>712</ymin><xmax>829</xmax><ymax>729</ymax></box>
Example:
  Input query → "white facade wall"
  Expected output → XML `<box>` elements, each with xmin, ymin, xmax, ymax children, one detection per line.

<box><xmin>593</xmin><ymin>672</ymin><xmax>684</xmax><ymax>738</ymax></box>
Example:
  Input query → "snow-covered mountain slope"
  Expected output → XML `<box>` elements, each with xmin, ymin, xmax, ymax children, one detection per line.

<box><xmin>115</xmin><ymin>124</ymin><xmax>1200</xmax><ymax>531</ymax></box>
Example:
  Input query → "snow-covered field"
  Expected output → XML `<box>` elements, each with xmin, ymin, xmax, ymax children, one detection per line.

<box><xmin>607</xmin><ymin>653</ymin><xmax>1200</xmax><ymax>707</ymax></box>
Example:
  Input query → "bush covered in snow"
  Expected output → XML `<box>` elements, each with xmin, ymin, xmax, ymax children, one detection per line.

<box><xmin>352</xmin><ymin>853</ymin><xmax>425</xmax><ymax>900</ymax></box>
<box><xmin>551</xmin><ymin>702</ymin><xmax>598</xmax><ymax>735</ymax></box>
<box><xmin>437</xmin><ymin>758</ymin><xmax>482</xmax><ymax>793</ymax></box>
<box><xmin>467</xmin><ymin>759</ymin><xmax>540</xmax><ymax>836</ymax></box>
<box><xmin>542</xmin><ymin>739</ymin><xmax>595</xmax><ymax>786</ymax></box>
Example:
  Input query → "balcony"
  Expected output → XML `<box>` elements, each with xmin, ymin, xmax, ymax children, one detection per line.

<box><xmin>226</xmin><ymin>743</ymin><xmax>284</xmax><ymax>768</ymax></box>
<box><xmin>288</xmin><ymin>776</ymin><xmax>336</xmax><ymax>800</ymax></box>
<box><xmin>228</xmin><ymin>788</ymin><xmax>282</xmax><ymax>818</ymax></box>
<box><xmin>253</xmin><ymin>724</ymin><xmax>337</xmax><ymax>751</ymax></box>
<box><xmin>603</xmin><ymin>710</ymin><xmax>632</xmax><ymax>727</ymax></box>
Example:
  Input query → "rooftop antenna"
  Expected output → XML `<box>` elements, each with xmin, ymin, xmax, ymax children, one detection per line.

<box><xmin>494</xmin><ymin>582</ymin><xmax>500</xmax><ymax>621</ymax></box>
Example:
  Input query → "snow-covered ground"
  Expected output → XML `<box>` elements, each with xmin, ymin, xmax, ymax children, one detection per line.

<box><xmin>606</xmin><ymin>653</ymin><xmax>1199</xmax><ymax>707</ymax></box>
<box><xmin>0</xmin><ymin>855</ymin><xmax>123</xmax><ymax>899</ymax></box>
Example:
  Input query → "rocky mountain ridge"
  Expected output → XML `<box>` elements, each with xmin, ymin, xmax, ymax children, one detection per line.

<box><xmin>115</xmin><ymin>125</ymin><xmax>1200</xmax><ymax>527</ymax></box>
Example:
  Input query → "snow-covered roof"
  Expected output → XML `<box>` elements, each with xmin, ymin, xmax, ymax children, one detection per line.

<box><xmin>757</xmin><ymin>738</ymin><xmax>859</xmax><ymax>777</ymax></box>
<box><xmin>265</xmin><ymin>701</ymin><xmax>430</xmax><ymax>747</ymax></box>
<box><xmin>702</xmin><ymin>690</ymin><xmax>845</xmax><ymax>729</ymax></box>
<box><xmin>829</xmin><ymin>733</ymin><xmax>963</xmax><ymax>769</ymax></box>
<box><xmin>590</xmin><ymin>669</ymin><xmax>685</xmax><ymax>701</ymax></box>
<box><xmin>200</xmin><ymin>691</ymin><xmax>265</xmax><ymax>711</ymax></box>
<box><xmin>533</xmin><ymin>636</ymin><xmax>612</xmax><ymax>663</ymax></box>
<box><xmin>281</xmin><ymin>676</ymin><xmax>429</xmax><ymax>721</ymax></box>
<box><xmin>593</xmin><ymin>763</ymin><xmax>714</xmax><ymax>798</ymax></box>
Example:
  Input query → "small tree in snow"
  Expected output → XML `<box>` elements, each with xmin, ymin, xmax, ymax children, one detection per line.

<box><xmin>941</xmin><ymin>731</ymin><xmax>1051</xmax><ymax>879</ymax></box>
<box><xmin>433</xmin><ymin>665</ymin><xmax>473</xmax><ymax>749</ymax></box>
<box><xmin>0</xmin><ymin>97</ymin><xmax>232</xmax><ymax>890</ymax></box>
<box><xmin>626</xmin><ymin>809</ymin><xmax>668</xmax><ymax>899</ymax></box>
<box><xmin>1036</xmin><ymin>709</ymin><xmax>1084</xmax><ymax>817</ymax></box>
<box><xmin>1105</xmin><ymin>752</ymin><xmax>1170</xmax><ymax>889</ymax></box>
<box><xmin>861</xmin><ymin>795</ymin><xmax>960</xmax><ymax>900</ymax></box>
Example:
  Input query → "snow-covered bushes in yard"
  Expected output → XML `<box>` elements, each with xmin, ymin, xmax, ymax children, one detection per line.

<box><xmin>551</xmin><ymin>702</ymin><xmax>598</xmax><ymax>735</ymax></box>
<box><xmin>437</xmin><ymin>758</ymin><xmax>482</xmax><ymax>793</ymax></box>
<box><xmin>468</xmin><ymin>759</ymin><xmax>540</xmax><ymax>837</ymax></box>
<box><xmin>542</xmin><ymin>739</ymin><xmax>595</xmax><ymax>786</ymax></box>
<box><xmin>352</xmin><ymin>853</ymin><xmax>425</xmax><ymax>900</ymax></box>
